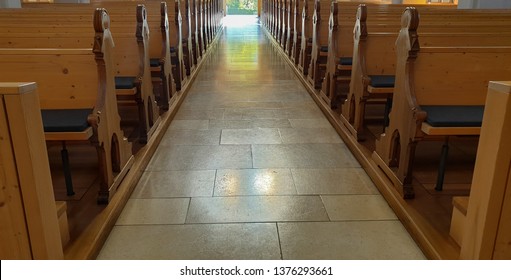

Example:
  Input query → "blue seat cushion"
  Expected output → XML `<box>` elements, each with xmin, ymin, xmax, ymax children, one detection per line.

<box><xmin>115</xmin><ymin>76</ymin><xmax>136</xmax><ymax>89</ymax></box>
<box><xmin>369</xmin><ymin>75</ymin><xmax>395</xmax><ymax>88</ymax></box>
<box><xmin>150</xmin><ymin>58</ymin><xmax>160</xmax><ymax>67</ymax></box>
<box><xmin>421</xmin><ymin>105</ymin><xmax>484</xmax><ymax>127</ymax></box>
<box><xmin>339</xmin><ymin>57</ymin><xmax>352</xmax><ymax>65</ymax></box>
<box><xmin>320</xmin><ymin>46</ymin><xmax>328</xmax><ymax>52</ymax></box>
<box><xmin>41</xmin><ymin>109</ymin><xmax>92</xmax><ymax>132</ymax></box>
<box><xmin>170</xmin><ymin>47</ymin><xmax>176</xmax><ymax>53</ymax></box>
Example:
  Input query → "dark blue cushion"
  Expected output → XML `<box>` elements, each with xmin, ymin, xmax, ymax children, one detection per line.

<box><xmin>41</xmin><ymin>109</ymin><xmax>92</xmax><ymax>132</ymax></box>
<box><xmin>421</xmin><ymin>105</ymin><xmax>484</xmax><ymax>127</ymax></box>
<box><xmin>170</xmin><ymin>47</ymin><xmax>176</xmax><ymax>53</ymax></box>
<box><xmin>369</xmin><ymin>75</ymin><xmax>395</xmax><ymax>88</ymax></box>
<box><xmin>339</xmin><ymin>57</ymin><xmax>352</xmax><ymax>65</ymax></box>
<box><xmin>115</xmin><ymin>76</ymin><xmax>136</xmax><ymax>89</ymax></box>
<box><xmin>320</xmin><ymin>46</ymin><xmax>328</xmax><ymax>52</ymax></box>
<box><xmin>150</xmin><ymin>58</ymin><xmax>160</xmax><ymax>67</ymax></box>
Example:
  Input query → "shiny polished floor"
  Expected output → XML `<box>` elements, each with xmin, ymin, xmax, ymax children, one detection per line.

<box><xmin>97</xmin><ymin>16</ymin><xmax>425</xmax><ymax>260</ymax></box>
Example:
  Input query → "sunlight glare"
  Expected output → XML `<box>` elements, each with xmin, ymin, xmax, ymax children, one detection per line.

<box><xmin>223</xmin><ymin>15</ymin><xmax>259</xmax><ymax>27</ymax></box>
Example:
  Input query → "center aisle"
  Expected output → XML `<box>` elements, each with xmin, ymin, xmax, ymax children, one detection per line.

<box><xmin>97</xmin><ymin>16</ymin><xmax>425</xmax><ymax>260</ymax></box>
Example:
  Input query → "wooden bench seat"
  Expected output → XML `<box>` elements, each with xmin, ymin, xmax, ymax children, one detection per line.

<box><xmin>0</xmin><ymin>4</ymin><xmax>168</xmax><ymax>144</ymax></box>
<box><xmin>320</xmin><ymin>2</ymin><xmax>511</xmax><ymax>113</ymax></box>
<box><xmin>372</xmin><ymin>8</ymin><xmax>511</xmax><ymax>198</ymax></box>
<box><xmin>42</xmin><ymin>109</ymin><xmax>94</xmax><ymax>140</ymax></box>
<box><xmin>0</xmin><ymin>9</ymin><xmax>133</xmax><ymax>204</ymax></box>
<box><xmin>8</xmin><ymin>1</ymin><xmax>189</xmax><ymax>93</ymax></box>
<box><xmin>339</xmin><ymin>4</ymin><xmax>511</xmax><ymax>142</ymax></box>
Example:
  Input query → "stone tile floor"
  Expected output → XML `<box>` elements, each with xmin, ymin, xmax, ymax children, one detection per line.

<box><xmin>97</xmin><ymin>16</ymin><xmax>425</xmax><ymax>260</ymax></box>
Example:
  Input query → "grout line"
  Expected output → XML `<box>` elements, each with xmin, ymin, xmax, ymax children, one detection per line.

<box><xmin>319</xmin><ymin>195</ymin><xmax>332</xmax><ymax>222</ymax></box>
<box><xmin>250</xmin><ymin>144</ymin><xmax>254</xmax><ymax>168</ymax></box>
<box><xmin>183</xmin><ymin>197</ymin><xmax>192</xmax><ymax>225</ymax></box>
<box><xmin>212</xmin><ymin>169</ymin><xmax>218</xmax><ymax>197</ymax></box>
<box><xmin>275</xmin><ymin>223</ymin><xmax>284</xmax><ymax>260</ymax></box>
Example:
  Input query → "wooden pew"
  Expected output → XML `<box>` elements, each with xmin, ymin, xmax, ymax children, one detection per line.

<box><xmin>274</xmin><ymin>0</ymin><xmax>280</xmax><ymax>41</ymax></box>
<box><xmin>320</xmin><ymin>0</ymin><xmax>351</xmax><ymax>110</ymax></box>
<box><xmin>297</xmin><ymin>0</ymin><xmax>315</xmax><ymax>75</ymax></box>
<box><xmin>319</xmin><ymin>1</ymin><xmax>510</xmax><ymax>113</ymax></box>
<box><xmin>290</xmin><ymin>0</ymin><xmax>304</xmax><ymax>64</ymax></box>
<box><xmin>0</xmin><ymin>3</ymin><xmax>171</xmax><ymax>144</ymax></box>
<box><xmin>308</xmin><ymin>2</ymin><xmax>509</xmax><ymax>137</ymax></box>
<box><xmin>341</xmin><ymin>4</ymin><xmax>511</xmax><ymax>142</ymax></box>
<box><xmin>197</xmin><ymin>0</ymin><xmax>207</xmax><ymax>53</ymax></box>
<box><xmin>275</xmin><ymin>0</ymin><xmax>282</xmax><ymax>42</ymax></box>
<box><xmin>269</xmin><ymin>0</ymin><xmax>276</xmax><ymax>37</ymax></box>
<box><xmin>151</xmin><ymin>2</ymin><xmax>177</xmax><ymax>113</ymax></box>
<box><xmin>306</xmin><ymin>0</ymin><xmax>330</xmax><ymax>89</ymax></box>
<box><xmin>372</xmin><ymin>7</ymin><xmax>511</xmax><ymax>198</ymax></box>
<box><xmin>0</xmin><ymin>8</ymin><xmax>134</xmax><ymax>204</ymax></box>
<box><xmin>105</xmin><ymin>5</ymin><xmax>162</xmax><ymax>144</ymax></box>
<box><xmin>19</xmin><ymin>1</ymin><xmax>190</xmax><ymax>91</ymax></box>
<box><xmin>457</xmin><ymin>81</ymin><xmax>511</xmax><ymax>259</ymax></box>
<box><xmin>204</xmin><ymin>0</ymin><xmax>211</xmax><ymax>46</ymax></box>
<box><xmin>207</xmin><ymin>0</ymin><xmax>215</xmax><ymax>44</ymax></box>
<box><xmin>180</xmin><ymin>0</ymin><xmax>195</xmax><ymax>76</ymax></box>
<box><xmin>280</xmin><ymin>0</ymin><xmax>288</xmax><ymax>49</ymax></box>
<box><xmin>0</xmin><ymin>82</ymin><xmax>63</xmax><ymax>259</ymax></box>
<box><xmin>284</xmin><ymin>0</ymin><xmax>294</xmax><ymax>56</ymax></box>
<box><xmin>190</xmin><ymin>0</ymin><xmax>202</xmax><ymax>65</ymax></box>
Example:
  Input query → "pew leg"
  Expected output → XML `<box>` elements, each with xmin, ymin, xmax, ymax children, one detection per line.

<box><xmin>134</xmin><ymin>85</ymin><xmax>148</xmax><ymax>144</ymax></box>
<box><xmin>383</xmin><ymin>98</ymin><xmax>393</xmax><ymax>132</ymax></box>
<box><xmin>60</xmin><ymin>141</ymin><xmax>75</xmax><ymax>196</ymax></box>
<box><xmin>400</xmin><ymin>141</ymin><xmax>417</xmax><ymax>199</ymax></box>
<box><xmin>435</xmin><ymin>140</ymin><xmax>449</xmax><ymax>191</ymax></box>
<box><xmin>95</xmin><ymin>144</ymin><xmax>109</xmax><ymax>205</ymax></box>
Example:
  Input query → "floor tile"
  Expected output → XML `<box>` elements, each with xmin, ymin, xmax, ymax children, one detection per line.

<box><xmin>97</xmin><ymin>223</ymin><xmax>281</xmax><ymax>259</ymax></box>
<box><xmin>250</xmin><ymin>119</ymin><xmax>292</xmax><ymax>128</ymax></box>
<box><xmin>291</xmin><ymin>168</ymin><xmax>379</xmax><ymax>194</ymax></box>
<box><xmin>240</xmin><ymin>109</ymin><xmax>277</xmax><ymax>120</ymax></box>
<box><xmin>214</xmin><ymin>168</ymin><xmax>296</xmax><ymax>196</ymax></box>
<box><xmin>147</xmin><ymin>145</ymin><xmax>253</xmax><ymax>170</ymax></box>
<box><xmin>168</xmin><ymin>120</ymin><xmax>210</xmax><ymax>130</ymax></box>
<box><xmin>220</xmin><ymin>101</ymin><xmax>282</xmax><ymax>109</ymax></box>
<box><xmin>116</xmin><ymin>198</ymin><xmax>190</xmax><ymax>225</ymax></box>
<box><xmin>279</xmin><ymin>128</ymin><xmax>342</xmax><ymax>144</ymax></box>
<box><xmin>252</xmin><ymin>144</ymin><xmax>360</xmax><ymax>168</ymax></box>
<box><xmin>221</xmin><ymin>128</ymin><xmax>282</xmax><ymax>144</ymax></box>
<box><xmin>131</xmin><ymin>170</ymin><xmax>216</xmax><ymax>198</ymax></box>
<box><xmin>278</xmin><ymin>221</ymin><xmax>425</xmax><ymax>259</ymax></box>
<box><xmin>208</xmin><ymin>119</ymin><xmax>292</xmax><ymax>129</ymax></box>
<box><xmin>321</xmin><ymin>195</ymin><xmax>398</xmax><ymax>221</ymax></box>
<box><xmin>174</xmin><ymin>109</ymin><xmax>225</xmax><ymax>120</ymax></box>
<box><xmin>273</xmin><ymin>107</ymin><xmax>324</xmax><ymax>119</ymax></box>
<box><xmin>288</xmin><ymin>118</ymin><xmax>333</xmax><ymax>128</ymax></box>
<box><xmin>186</xmin><ymin>196</ymin><xmax>329</xmax><ymax>223</ymax></box>
<box><xmin>160</xmin><ymin>129</ymin><xmax>221</xmax><ymax>146</ymax></box>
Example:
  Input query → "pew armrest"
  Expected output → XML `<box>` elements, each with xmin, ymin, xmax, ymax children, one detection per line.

<box><xmin>421</xmin><ymin>123</ymin><xmax>481</xmax><ymax>136</ymax></box>
<box><xmin>367</xmin><ymin>86</ymin><xmax>394</xmax><ymax>94</ymax></box>
<box><xmin>45</xmin><ymin>127</ymin><xmax>94</xmax><ymax>141</ymax></box>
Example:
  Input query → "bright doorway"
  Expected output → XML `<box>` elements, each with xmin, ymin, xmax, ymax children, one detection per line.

<box><xmin>226</xmin><ymin>0</ymin><xmax>258</xmax><ymax>15</ymax></box>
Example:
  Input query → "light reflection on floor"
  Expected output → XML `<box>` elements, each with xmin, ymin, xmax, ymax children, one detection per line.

<box><xmin>223</xmin><ymin>15</ymin><xmax>259</xmax><ymax>27</ymax></box>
